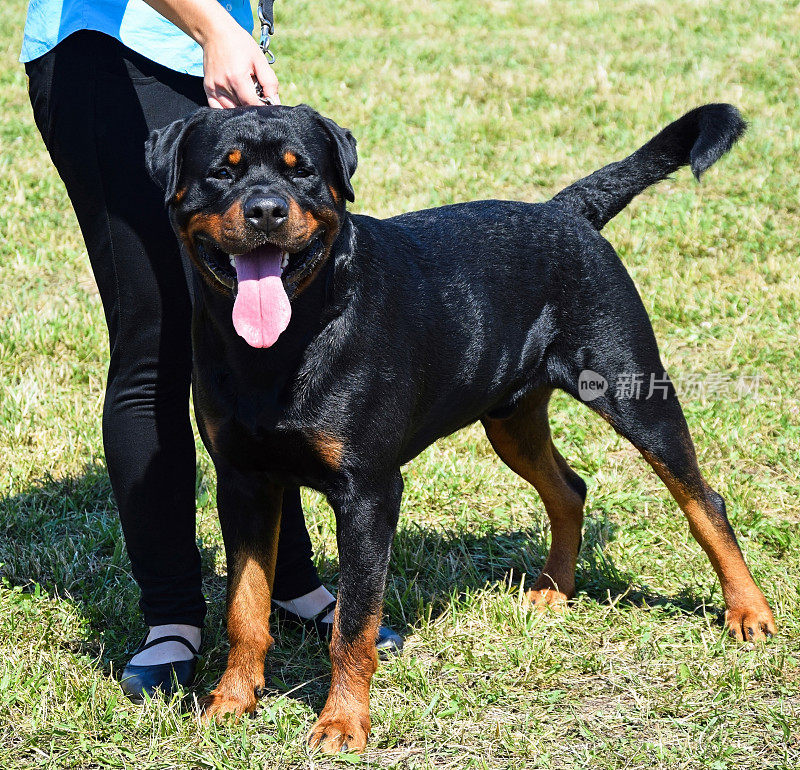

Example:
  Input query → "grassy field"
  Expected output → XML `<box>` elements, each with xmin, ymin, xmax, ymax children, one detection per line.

<box><xmin>2</xmin><ymin>0</ymin><xmax>799</xmax><ymax>767</ymax></box>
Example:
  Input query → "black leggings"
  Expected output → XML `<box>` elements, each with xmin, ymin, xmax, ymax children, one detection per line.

<box><xmin>26</xmin><ymin>30</ymin><xmax>321</xmax><ymax>627</ymax></box>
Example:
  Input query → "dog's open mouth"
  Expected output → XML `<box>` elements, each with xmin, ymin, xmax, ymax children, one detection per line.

<box><xmin>196</xmin><ymin>238</ymin><xmax>325</xmax><ymax>348</ymax></box>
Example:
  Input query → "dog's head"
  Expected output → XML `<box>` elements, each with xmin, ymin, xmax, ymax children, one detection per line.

<box><xmin>145</xmin><ymin>104</ymin><xmax>357</xmax><ymax>347</ymax></box>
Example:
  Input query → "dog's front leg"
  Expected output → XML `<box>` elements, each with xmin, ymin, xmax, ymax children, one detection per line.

<box><xmin>202</xmin><ymin>462</ymin><xmax>282</xmax><ymax>721</ymax></box>
<box><xmin>308</xmin><ymin>472</ymin><xmax>403</xmax><ymax>754</ymax></box>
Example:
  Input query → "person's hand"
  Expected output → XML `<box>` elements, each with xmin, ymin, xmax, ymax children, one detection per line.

<box><xmin>202</xmin><ymin>22</ymin><xmax>279</xmax><ymax>108</ymax></box>
<box><xmin>141</xmin><ymin>0</ymin><xmax>280</xmax><ymax>108</ymax></box>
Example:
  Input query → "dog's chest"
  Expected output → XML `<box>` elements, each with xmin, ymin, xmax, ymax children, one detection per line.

<box><xmin>194</xmin><ymin>367</ymin><xmax>341</xmax><ymax>486</ymax></box>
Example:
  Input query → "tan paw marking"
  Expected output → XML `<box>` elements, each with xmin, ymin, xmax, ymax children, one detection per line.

<box><xmin>308</xmin><ymin>711</ymin><xmax>370</xmax><ymax>754</ymax></box>
<box><xmin>199</xmin><ymin>684</ymin><xmax>259</xmax><ymax>723</ymax></box>
<box><xmin>725</xmin><ymin>601</ymin><xmax>776</xmax><ymax>642</ymax></box>
<box><xmin>524</xmin><ymin>586</ymin><xmax>571</xmax><ymax>611</ymax></box>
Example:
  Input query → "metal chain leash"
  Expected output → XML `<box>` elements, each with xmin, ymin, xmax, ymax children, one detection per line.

<box><xmin>254</xmin><ymin>0</ymin><xmax>277</xmax><ymax>103</ymax></box>
<box><xmin>258</xmin><ymin>0</ymin><xmax>276</xmax><ymax>64</ymax></box>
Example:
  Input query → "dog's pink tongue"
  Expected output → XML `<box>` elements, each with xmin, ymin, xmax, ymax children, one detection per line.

<box><xmin>232</xmin><ymin>246</ymin><xmax>291</xmax><ymax>348</ymax></box>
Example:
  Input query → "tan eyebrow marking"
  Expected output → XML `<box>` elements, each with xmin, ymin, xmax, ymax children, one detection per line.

<box><xmin>283</xmin><ymin>151</ymin><xmax>297</xmax><ymax>167</ymax></box>
<box><xmin>227</xmin><ymin>148</ymin><xmax>242</xmax><ymax>165</ymax></box>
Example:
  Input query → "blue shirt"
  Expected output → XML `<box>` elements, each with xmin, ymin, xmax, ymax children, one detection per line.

<box><xmin>20</xmin><ymin>0</ymin><xmax>253</xmax><ymax>76</ymax></box>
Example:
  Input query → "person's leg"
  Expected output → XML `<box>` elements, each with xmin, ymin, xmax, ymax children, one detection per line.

<box><xmin>273</xmin><ymin>488</ymin><xmax>324</xmax><ymax>599</ymax></box>
<box><xmin>272</xmin><ymin>487</ymin><xmax>336</xmax><ymax>620</ymax></box>
<box><xmin>26</xmin><ymin>32</ymin><xmax>209</xmax><ymax>662</ymax></box>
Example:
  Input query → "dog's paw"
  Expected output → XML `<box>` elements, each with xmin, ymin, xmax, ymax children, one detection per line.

<box><xmin>308</xmin><ymin>710</ymin><xmax>370</xmax><ymax>754</ymax></box>
<box><xmin>524</xmin><ymin>587</ymin><xmax>570</xmax><ymax>612</ymax></box>
<box><xmin>725</xmin><ymin>600</ymin><xmax>776</xmax><ymax>642</ymax></box>
<box><xmin>199</xmin><ymin>685</ymin><xmax>259</xmax><ymax>723</ymax></box>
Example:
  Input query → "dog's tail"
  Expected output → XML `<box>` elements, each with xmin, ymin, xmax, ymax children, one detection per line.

<box><xmin>551</xmin><ymin>104</ymin><xmax>745</xmax><ymax>231</ymax></box>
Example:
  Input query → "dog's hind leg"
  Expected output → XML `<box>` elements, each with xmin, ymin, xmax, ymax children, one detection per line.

<box><xmin>483</xmin><ymin>388</ymin><xmax>587</xmax><ymax>609</ymax></box>
<box><xmin>563</xmin><ymin>355</ymin><xmax>775</xmax><ymax>640</ymax></box>
<box><xmin>201</xmin><ymin>462</ymin><xmax>283</xmax><ymax>720</ymax></box>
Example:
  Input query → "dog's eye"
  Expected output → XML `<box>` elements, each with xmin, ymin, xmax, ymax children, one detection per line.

<box><xmin>293</xmin><ymin>167</ymin><xmax>314</xmax><ymax>179</ymax></box>
<box><xmin>209</xmin><ymin>168</ymin><xmax>233</xmax><ymax>181</ymax></box>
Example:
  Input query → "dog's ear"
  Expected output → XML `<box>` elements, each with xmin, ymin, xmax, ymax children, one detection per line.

<box><xmin>299</xmin><ymin>107</ymin><xmax>357</xmax><ymax>203</ymax></box>
<box><xmin>145</xmin><ymin>109</ymin><xmax>206</xmax><ymax>205</ymax></box>
<box><xmin>320</xmin><ymin>116</ymin><xmax>358</xmax><ymax>202</ymax></box>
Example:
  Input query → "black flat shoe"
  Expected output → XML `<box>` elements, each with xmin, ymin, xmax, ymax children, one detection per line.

<box><xmin>120</xmin><ymin>635</ymin><xmax>199</xmax><ymax>703</ymax></box>
<box><xmin>272</xmin><ymin>600</ymin><xmax>404</xmax><ymax>658</ymax></box>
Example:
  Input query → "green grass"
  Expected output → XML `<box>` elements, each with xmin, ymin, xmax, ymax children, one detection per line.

<box><xmin>2</xmin><ymin>0</ymin><xmax>800</xmax><ymax>766</ymax></box>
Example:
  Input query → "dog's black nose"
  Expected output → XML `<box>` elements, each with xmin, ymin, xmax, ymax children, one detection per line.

<box><xmin>244</xmin><ymin>195</ymin><xmax>289</xmax><ymax>232</ymax></box>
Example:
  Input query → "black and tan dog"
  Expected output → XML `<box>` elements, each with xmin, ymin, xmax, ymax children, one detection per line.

<box><xmin>146</xmin><ymin>103</ymin><xmax>775</xmax><ymax>752</ymax></box>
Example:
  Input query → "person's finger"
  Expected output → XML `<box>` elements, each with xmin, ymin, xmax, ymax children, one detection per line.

<box><xmin>217</xmin><ymin>91</ymin><xmax>239</xmax><ymax>109</ymax></box>
<box><xmin>232</xmin><ymin>72</ymin><xmax>263</xmax><ymax>106</ymax></box>
<box><xmin>253</xmin><ymin>56</ymin><xmax>280</xmax><ymax>102</ymax></box>
<box><xmin>205</xmin><ymin>83</ymin><xmax>238</xmax><ymax>109</ymax></box>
